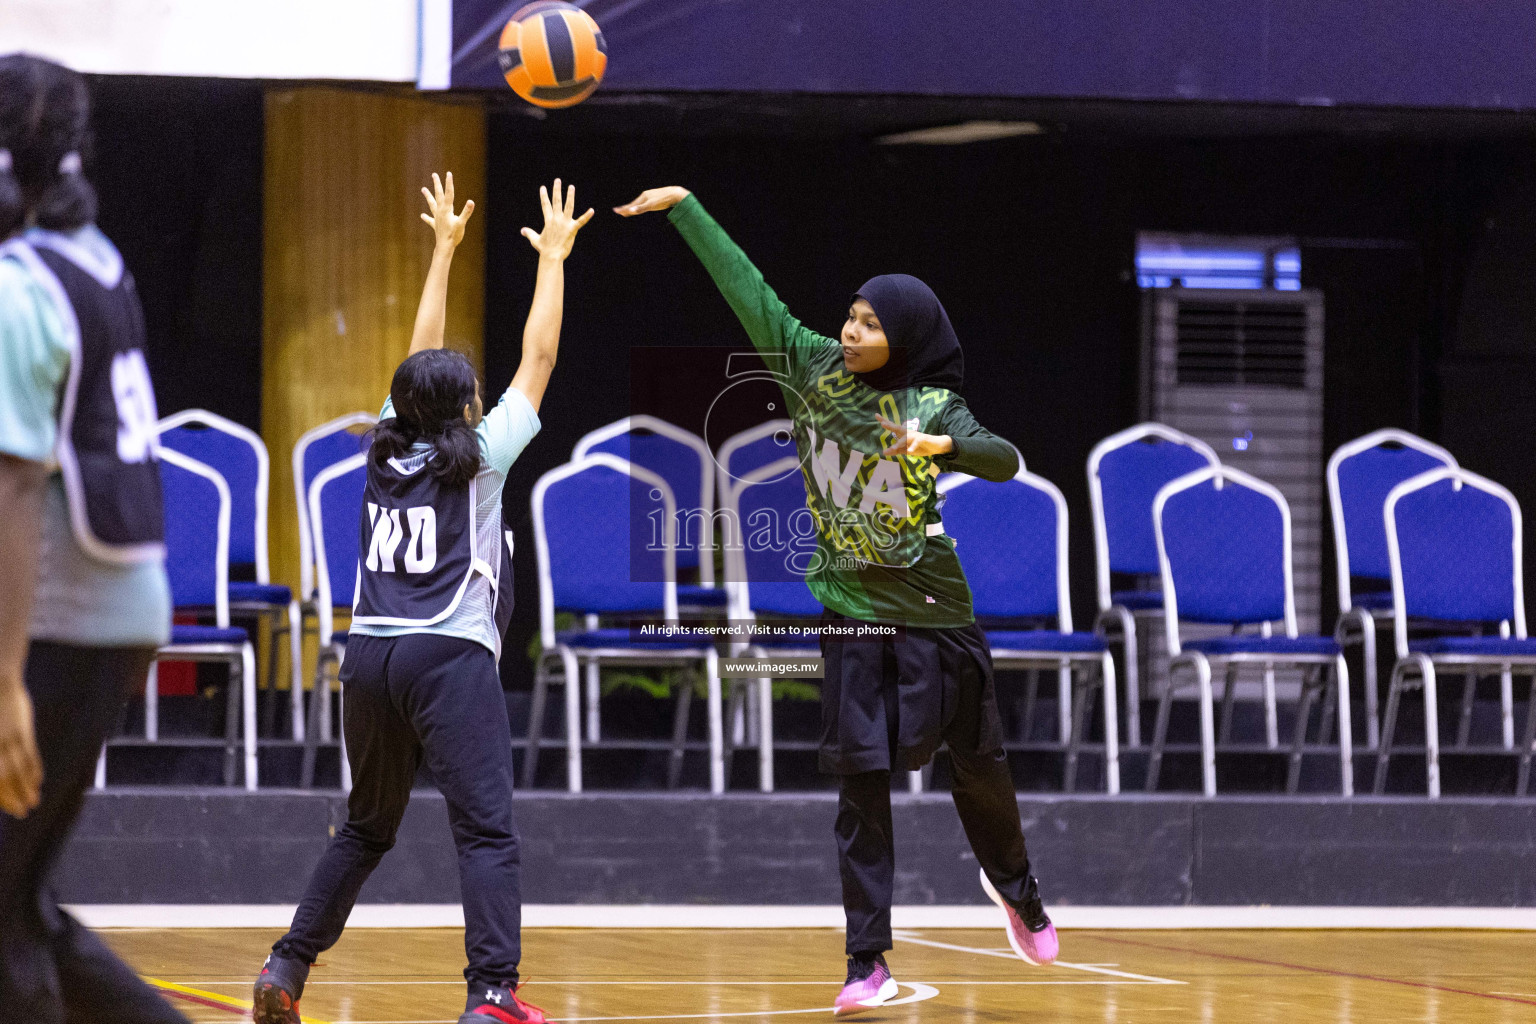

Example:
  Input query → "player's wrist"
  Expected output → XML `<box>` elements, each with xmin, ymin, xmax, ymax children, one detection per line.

<box><xmin>0</xmin><ymin>667</ymin><xmax>25</xmax><ymax>696</ymax></box>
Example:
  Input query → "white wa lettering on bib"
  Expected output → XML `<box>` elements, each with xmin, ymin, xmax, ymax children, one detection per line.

<box><xmin>806</xmin><ymin>427</ymin><xmax>909</xmax><ymax>517</ymax></box>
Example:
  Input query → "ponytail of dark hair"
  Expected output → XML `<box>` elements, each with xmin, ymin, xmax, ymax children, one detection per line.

<box><xmin>369</xmin><ymin>349</ymin><xmax>483</xmax><ymax>489</ymax></box>
<box><xmin>0</xmin><ymin>54</ymin><xmax>98</xmax><ymax>235</ymax></box>
<box><xmin>0</xmin><ymin>148</ymin><xmax>22</xmax><ymax>237</ymax></box>
<box><xmin>34</xmin><ymin>153</ymin><xmax>98</xmax><ymax>230</ymax></box>
<box><xmin>424</xmin><ymin>416</ymin><xmax>481</xmax><ymax>489</ymax></box>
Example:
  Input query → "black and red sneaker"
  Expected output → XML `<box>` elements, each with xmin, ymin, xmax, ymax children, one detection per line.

<box><xmin>252</xmin><ymin>953</ymin><xmax>309</xmax><ymax>1024</ymax></box>
<box><xmin>460</xmin><ymin>981</ymin><xmax>549</xmax><ymax>1023</ymax></box>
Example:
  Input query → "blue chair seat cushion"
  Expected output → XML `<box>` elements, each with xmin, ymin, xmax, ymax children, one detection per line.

<box><xmin>1183</xmin><ymin>635</ymin><xmax>1340</xmax><ymax>657</ymax></box>
<box><xmin>228</xmin><ymin>581</ymin><xmax>294</xmax><ymax>606</ymax></box>
<box><xmin>1110</xmin><ymin>590</ymin><xmax>1164</xmax><ymax>612</ymax></box>
<box><xmin>1409</xmin><ymin>636</ymin><xmax>1536</xmax><ymax>657</ymax></box>
<box><xmin>677</xmin><ymin>585</ymin><xmax>730</xmax><ymax>607</ymax></box>
<box><xmin>558</xmin><ymin>627</ymin><xmax>716</xmax><ymax>651</ymax></box>
<box><xmin>987</xmin><ymin>630</ymin><xmax>1108</xmax><ymax>654</ymax></box>
<box><xmin>1350</xmin><ymin>590</ymin><xmax>1395</xmax><ymax>611</ymax></box>
<box><xmin>167</xmin><ymin>624</ymin><xmax>249</xmax><ymax>646</ymax></box>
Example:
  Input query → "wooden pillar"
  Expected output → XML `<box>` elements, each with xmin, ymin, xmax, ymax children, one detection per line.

<box><xmin>262</xmin><ymin>86</ymin><xmax>485</xmax><ymax>645</ymax></box>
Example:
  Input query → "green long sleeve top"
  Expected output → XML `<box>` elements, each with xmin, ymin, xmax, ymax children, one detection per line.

<box><xmin>669</xmin><ymin>194</ymin><xmax>1020</xmax><ymax>627</ymax></box>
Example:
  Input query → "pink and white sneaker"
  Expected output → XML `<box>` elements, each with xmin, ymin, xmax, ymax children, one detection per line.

<box><xmin>980</xmin><ymin>868</ymin><xmax>1059</xmax><ymax>966</ymax></box>
<box><xmin>833</xmin><ymin>954</ymin><xmax>898</xmax><ymax>1016</ymax></box>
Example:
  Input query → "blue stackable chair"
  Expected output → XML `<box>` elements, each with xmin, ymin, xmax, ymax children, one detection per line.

<box><xmin>134</xmin><ymin>448</ymin><xmax>258</xmax><ymax>790</ymax></box>
<box><xmin>573</xmin><ymin>417</ymin><xmax>726</xmax><ymax>745</ymax></box>
<box><xmin>1147</xmin><ymin>465</ymin><xmax>1353</xmax><ymax>797</ymax></box>
<box><xmin>293</xmin><ymin>414</ymin><xmax>376</xmax><ymax>599</ymax></box>
<box><xmin>725</xmin><ymin>456</ymin><xmax>823</xmax><ymax>793</ymax></box>
<box><xmin>1377</xmin><ymin>467</ymin><xmax>1536</xmax><ymax>797</ymax></box>
<box><xmin>1087</xmin><ymin>423</ymin><xmax>1220</xmax><ymax>747</ymax></box>
<box><xmin>574</xmin><ymin>415</ymin><xmax>722</xmax><ymax>599</ymax></box>
<box><xmin>941</xmin><ymin>470</ymin><xmax>1120</xmax><ymax>794</ymax></box>
<box><xmin>715</xmin><ymin>418</ymin><xmax>797</xmax><ymax>509</ymax></box>
<box><xmin>299</xmin><ymin>452</ymin><xmax>365</xmax><ymax>792</ymax></box>
<box><xmin>159</xmin><ymin>409</ymin><xmax>301</xmax><ymax>740</ymax></box>
<box><xmin>293</xmin><ymin>415</ymin><xmax>375</xmax><ymax>607</ymax></box>
<box><xmin>528</xmin><ymin>454</ymin><xmax>722</xmax><ymax>793</ymax></box>
<box><xmin>1326</xmin><ymin>429</ymin><xmax>1470</xmax><ymax>751</ymax></box>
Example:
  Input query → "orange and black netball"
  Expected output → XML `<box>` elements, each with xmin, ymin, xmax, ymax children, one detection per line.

<box><xmin>498</xmin><ymin>2</ymin><xmax>608</xmax><ymax>109</ymax></box>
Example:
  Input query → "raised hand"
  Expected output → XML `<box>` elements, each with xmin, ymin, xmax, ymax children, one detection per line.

<box><xmin>614</xmin><ymin>186</ymin><xmax>691</xmax><ymax>217</ymax></box>
<box><xmin>523</xmin><ymin>179</ymin><xmax>595</xmax><ymax>260</ymax></box>
<box><xmin>420</xmin><ymin>171</ymin><xmax>476</xmax><ymax>250</ymax></box>
<box><xmin>877</xmin><ymin>414</ymin><xmax>954</xmax><ymax>459</ymax></box>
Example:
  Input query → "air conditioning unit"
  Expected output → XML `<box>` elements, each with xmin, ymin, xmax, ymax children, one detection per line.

<box><xmin>1141</xmin><ymin>288</ymin><xmax>1326</xmax><ymax>633</ymax></box>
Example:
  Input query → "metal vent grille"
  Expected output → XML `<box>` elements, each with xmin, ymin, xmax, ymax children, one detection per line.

<box><xmin>1174</xmin><ymin>301</ymin><xmax>1309</xmax><ymax>388</ymax></box>
<box><xmin>1138</xmin><ymin>287</ymin><xmax>1326</xmax><ymax>713</ymax></box>
<box><xmin>1143</xmin><ymin>288</ymin><xmax>1325</xmax><ymax>633</ymax></box>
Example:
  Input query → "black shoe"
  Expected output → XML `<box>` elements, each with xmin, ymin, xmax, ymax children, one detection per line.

<box><xmin>460</xmin><ymin>980</ymin><xmax>548</xmax><ymax>1023</ymax></box>
<box><xmin>1019</xmin><ymin>876</ymin><xmax>1052</xmax><ymax>932</ymax></box>
<box><xmin>834</xmin><ymin>953</ymin><xmax>897</xmax><ymax>1016</ymax></box>
<box><xmin>252</xmin><ymin>953</ymin><xmax>309</xmax><ymax>1024</ymax></box>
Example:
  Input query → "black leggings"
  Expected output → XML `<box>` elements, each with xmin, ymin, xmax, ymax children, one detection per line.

<box><xmin>0</xmin><ymin>642</ymin><xmax>187</xmax><ymax>1024</ymax></box>
<box><xmin>837</xmin><ymin>752</ymin><xmax>1033</xmax><ymax>956</ymax></box>
<box><xmin>273</xmin><ymin>633</ymin><xmax>522</xmax><ymax>989</ymax></box>
<box><xmin>828</xmin><ymin>621</ymin><xmax>1034</xmax><ymax>956</ymax></box>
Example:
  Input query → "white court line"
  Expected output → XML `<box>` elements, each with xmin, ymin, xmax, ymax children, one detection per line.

<box><xmin>162</xmin><ymin>981</ymin><xmax>840</xmax><ymax>987</ymax></box>
<box><xmin>329</xmin><ymin>984</ymin><xmax>939</xmax><ymax>1023</ymax></box>
<box><xmin>69</xmin><ymin>904</ymin><xmax>1536</xmax><ymax>930</ymax></box>
<box><xmin>893</xmin><ymin>930</ymin><xmax>1184</xmax><ymax>985</ymax></box>
<box><xmin>159</xmin><ymin>978</ymin><xmax>1141</xmax><ymax>987</ymax></box>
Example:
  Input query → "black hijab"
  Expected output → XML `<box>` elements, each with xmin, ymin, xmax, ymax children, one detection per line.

<box><xmin>851</xmin><ymin>274</ymin><xmax>964</xmax><ymax>393</ymax></box>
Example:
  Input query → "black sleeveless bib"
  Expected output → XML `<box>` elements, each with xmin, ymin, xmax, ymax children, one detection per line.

<box><xmin>4</xmin><ymin>233</ymin><xmax>164</xmax><ymax>563</ymax></box>
<box><xmin>493</xmin><ymin>527</ymin><xmax>516</xmax><ymax>643</ymax></box>
<box><xmin>352</xmin><ymin>452</ymin><xmax>486</xmax><ymax>626</ymax></box>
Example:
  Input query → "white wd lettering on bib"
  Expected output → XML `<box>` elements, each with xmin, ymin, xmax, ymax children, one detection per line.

<box><xmin>403</xmin><ymin>506</ymin><xmax>437</xmax><ymax>572</ymax></box>
<box><xmin>367</xmin><ymin>502</ymin><xmax>438</xmax><ymax>574</ymax></box>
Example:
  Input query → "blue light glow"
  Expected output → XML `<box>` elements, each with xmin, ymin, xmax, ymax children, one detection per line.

<box><xmin>1180</xmin><ymin>275</ymin><xmax>1267</xmax><ymax>289</ymax></box>
<box><xmin>1136</xmin><ymin>235</ymin><xmax>1301</xmax><ymax>291</ymax></box>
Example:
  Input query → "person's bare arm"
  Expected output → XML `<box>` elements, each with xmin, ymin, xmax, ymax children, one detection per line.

<box><xmin>0</xmin><ymin>454</ymin><xmax>46</xmax><ymax>818</ymax></box>
<box><xmin>510</xmin><ymin>179</ymin><xmax>594</xmax><ymax>413</ymax></box>
<box><xmin>408</xmin><ymin>172</ymin><xmax>476</xmax><ymax>357</ymax></box>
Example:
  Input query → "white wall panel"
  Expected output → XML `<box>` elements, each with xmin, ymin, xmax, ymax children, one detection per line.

<box><xmin>1</xmin><ymin>0</ymin><xmax>420</xmax><ymax>81</ymax></box>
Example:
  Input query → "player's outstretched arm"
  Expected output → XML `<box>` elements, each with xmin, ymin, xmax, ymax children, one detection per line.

<box><xmin>511</xmin><ymin>179</ymin><xmax>594</xmax><ymax>413</ymax></box>
<box><xmin>408</xmin><ymin>171</ymin><xmax>476</xmax><ymax>357</ymax></box>
<box><xmin>616</xmin><ymin>186</ymin><xmax>827</xmax><ymax>364</ymax></box>
<box><xmin>614</xmin><ymin>186</ymin><xmax>691</xmax><ymax>216</ymax></box>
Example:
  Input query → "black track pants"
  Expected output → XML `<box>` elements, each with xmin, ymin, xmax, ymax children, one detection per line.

<box><xmin>836</xmin><ymin>749</ymin><xmax>1033</xmax><ymax>956</ymax></box>
<box><xmin>0</xmin><ymin>642</ymin><xmax>187</xmax><ymax>1024</ymax></box>
<box><xmin>828</xmin><ymin>619</ymin><xmax>1033</xmax><ymax>956</ymax></box>
<box><xmin>272</xmin><ymin>633</ymin><xmax>522</xmax><ymax>989</ymax></box>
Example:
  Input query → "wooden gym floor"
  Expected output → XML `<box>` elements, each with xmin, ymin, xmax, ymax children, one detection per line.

<box><xmin>105</xmin><ymin>927</ymin><xmax>1536</xmax><ymax>1023</ymax></box>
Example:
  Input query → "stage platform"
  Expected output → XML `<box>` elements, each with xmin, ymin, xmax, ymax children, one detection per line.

<box><xmin>57</xmin><ymin>789</ymin><xmax>1536</xmax><ymax>909</ymax></box>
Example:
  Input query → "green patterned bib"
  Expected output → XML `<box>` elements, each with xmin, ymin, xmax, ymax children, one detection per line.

<box><xmin>788</xmin><ymin>348</ymin><xmax>954</xmax><ymax>571</ymax></box>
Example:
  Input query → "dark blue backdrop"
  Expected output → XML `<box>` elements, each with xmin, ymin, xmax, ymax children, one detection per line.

<box><xmin>452</xmin><ymin>0</ymin><xmax>1536</xmax><ymax>110</ymax></box>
